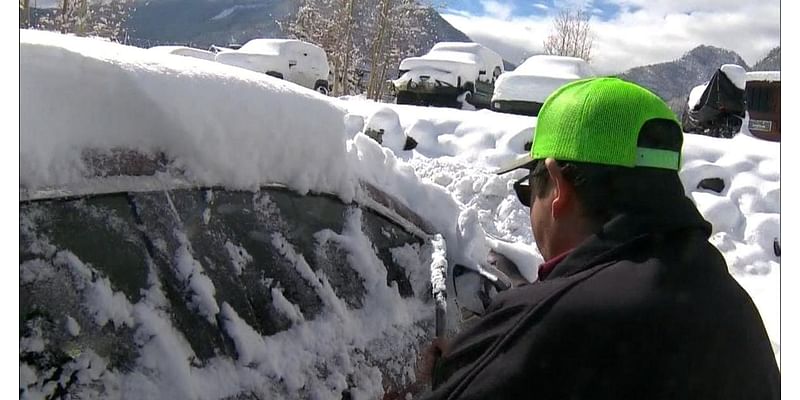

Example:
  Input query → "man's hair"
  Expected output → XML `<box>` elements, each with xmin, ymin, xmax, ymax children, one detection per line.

<box><xmin>530</xmin><ymin>119</ymin><xmax>687</xmax><ymax>228</ymax></box>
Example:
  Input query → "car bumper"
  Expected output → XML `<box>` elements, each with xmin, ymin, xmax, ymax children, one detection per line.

<box><xmin>491</xmin><ymin>100</ymin><xmax>544</xmax><ymax>116</ymax></box>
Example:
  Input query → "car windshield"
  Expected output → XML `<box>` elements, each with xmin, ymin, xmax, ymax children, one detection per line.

<box><xmin>20</xmin><ymin>186</ymin><xmax>434</xmax><ymax>397</ymax></box>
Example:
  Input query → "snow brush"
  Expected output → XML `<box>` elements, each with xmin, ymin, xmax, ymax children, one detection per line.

<box><xmin>430</xmin><ymin>234</ymin><xmax>448</xmax><ymax>338</ymax></box>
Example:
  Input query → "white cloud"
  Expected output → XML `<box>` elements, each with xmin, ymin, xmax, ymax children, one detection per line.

<box><xmin>533</xmin><ymin>3</ymin><xmax>550</xmax><ymax>11</ymax></box>
<box><xmin>441</xmin><ymin>14</ymin><xmax>552</xmax><ymax>66</ymax></box>
<box><xmin>481</xmin><ymin>1</ymin><xmax>514</xmax><ymax>21</ymax></box>
<box><xmin>442</xmin><ymin>0</ymin><xmax>780</xmax><ymax>74</ymax></box>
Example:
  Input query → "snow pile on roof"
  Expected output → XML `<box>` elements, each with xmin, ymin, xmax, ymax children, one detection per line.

<box><xmin>237</xmin><ymin>39</ymin><xmax>300</xmax><ymax>55</ymax></box>
<box><xmin>746</xmin><ymin>71</ymin><xmax>781</xmax><ymax>82</ymax></box>
<box><xmin>147</xmin><ymin>46</ymin><xmax>217</xmax><ymax>61</ymax></box>
<box><xmin>720</xmin><ymin>64</ymin><xmax>747</xmax><ymax>90</ymax></box>
<box><xmin>492</xmin><ymin>55</ymin><xmax>595</xmax><ymax>103</ymax></box>
<box><xmin>21</xmin><ymin>29</ymin><xmax>351</xmax><ymax>198</ymax></box>
<box><xmin>687</xmin><ymin>82</ymin><xmax>709</xmax><ymax>109</ymax></box>
<box><xmin>514</xmin><ymin>55</ymin><xmax>594</xmax><ymax>78</ymax></box>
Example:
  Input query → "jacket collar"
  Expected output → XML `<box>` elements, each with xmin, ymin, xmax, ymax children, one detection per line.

<box><xmin>544</xmin><ymin>194</ymin><xmax>711</xmax><ymax>281</ymax></box>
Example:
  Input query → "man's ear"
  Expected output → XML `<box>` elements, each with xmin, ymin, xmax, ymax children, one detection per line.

<box><xmin>544</xmin><ymin>158</ymin><xmax>575</xmax><ymax>218</ymax></box>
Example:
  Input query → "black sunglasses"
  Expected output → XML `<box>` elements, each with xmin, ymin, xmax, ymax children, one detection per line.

<box><xmin>513</xmin><ymin>175</ymin><xmax>532</xmax><ymax>207</ymax></box>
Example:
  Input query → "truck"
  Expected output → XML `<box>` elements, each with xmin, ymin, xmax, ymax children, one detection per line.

<box><xmin>392</xmin><ymin>42</ymin><xmax>504</xmax><ymax>109</ymax></box>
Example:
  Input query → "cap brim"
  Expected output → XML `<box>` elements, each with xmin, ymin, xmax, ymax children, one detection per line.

<box><xmin>495</xmin><ymin>154</ymin><xmax>536</xmax><ymax>175</ymax></box>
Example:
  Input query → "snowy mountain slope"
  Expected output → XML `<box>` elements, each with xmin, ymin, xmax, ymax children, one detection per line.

<box><xmin>618</xmin><ymin>45</ymin><xmax>751</xmax><ymax>113</ymax></box>
<box><xmin>125</xmin><ymin>0</ymin><xmax>471</xmax><ymax>52</ymax></box>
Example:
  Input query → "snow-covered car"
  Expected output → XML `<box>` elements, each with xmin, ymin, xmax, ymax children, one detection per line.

<box><xmin>215</xmin><ymin>39</ymin><xmax>331</xmax><ymax>94</ymax></box>
<box><xmin>392</xmin><ymin>42</ymin><xmax>504</xmax><ymax>109</ymax></box>
<box><xmin>148</xmin><ymin>45</ymin><xmax>217</xmax><ymax>61</ymax></box>
<box><xmin>491</xmin><ymin>55</ymin><xmax>595</xmax><ymax>116</ymax></box>
<box><xmin>682</xmin><ymin>64</ymin><xmax>747</xmax><ymax>138</ymax></box>
<box><xmin>20</xmin><ymin>29</ymin><xmax>515</xmax><ymax>399</ymax></box>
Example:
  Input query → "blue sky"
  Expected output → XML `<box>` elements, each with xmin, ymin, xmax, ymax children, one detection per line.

<box><xmin>440</xmin><ymin>0</ymin><xmax>780</xmax><ymax>74</ymax></box>
<box><xmin>443</xmin><ymin>0</ymin><xmax>626</xmax><ymax>21</ymax></box>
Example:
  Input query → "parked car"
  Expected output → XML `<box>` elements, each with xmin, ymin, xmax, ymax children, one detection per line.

<box><xmin>744</xmin><ymin>71</ymin><xmax>780</xmax><ymax>142</ymax></box>
<box><xmin>491</xmin><ymin>55</ymin><xmax>595</xmax><ymax>116</ymax></box>
<box><xmin>215</xmin><ymin>39</ymin><xmax>331</xmax><ymax>94</ymax></box>
<box><xmin>392</xmin><ymin>42</ymin><xmax>504</xmax><ymax>109</ymax></box>
<box><xmin>682</xmin><ymin>64</ymin><xmax>747</xmax><ymax>138</ymax></box>
<box><xmin>148</xmin><ymin>45</ymin><xmax>217</xmax><ymax>61</ymax></box>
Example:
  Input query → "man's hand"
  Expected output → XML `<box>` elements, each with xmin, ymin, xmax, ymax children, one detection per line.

<box><xmin>416</xmin><ymin>337</ymin><xmax>449</xmax><ymax>385</ymax></box>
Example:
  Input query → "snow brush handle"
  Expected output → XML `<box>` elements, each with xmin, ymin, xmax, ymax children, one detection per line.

<box><xmin>431</xmin><ymin>234</ymin><xmax>448</xmax><ymax>338</ymax></box>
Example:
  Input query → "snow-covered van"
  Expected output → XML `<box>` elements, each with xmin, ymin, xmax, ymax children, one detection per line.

<box><xmin>744</xmin><ymin>71</ymin><xmax>780</xmax><ymax>142</ymax></box>
<box><xmin>147</xmin><ymin>45</ymin><xmax>217</xmax><ymax>61</ymax></box>
<box><xmin>392</xmin><ymin>42</ymin><xmax>504</xmax><ymax>108</ymax></box>
<box><xmin>215</xmin><ymin>39</ymin><xmax>331</xmax><ymax>94</ymax></box>
<box><xmin>491</xmin><ymin>55</ymin><xmax>595</xmax><ymax>116</ymax></box>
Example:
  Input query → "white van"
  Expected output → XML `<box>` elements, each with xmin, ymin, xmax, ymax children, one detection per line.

<box><xmin>215</xmin><ymin>39</ymin><xmax>332</xmax><ymax>94</ymax></box>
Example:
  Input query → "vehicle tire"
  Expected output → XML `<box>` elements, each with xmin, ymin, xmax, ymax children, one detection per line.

<box><xmin>314</xmin><ymin>83</ymin><xmax>329</xmax><ymax>95</ymax></box>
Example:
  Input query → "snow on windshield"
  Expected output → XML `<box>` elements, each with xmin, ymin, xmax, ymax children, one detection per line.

<box><xmin>20</xmin><ymin>30</ymin><xmax>780</xmax><ymax>397</ymax></box>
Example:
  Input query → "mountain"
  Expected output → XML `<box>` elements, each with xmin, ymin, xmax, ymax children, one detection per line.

<box><xmin>125</xmin><ymin>0</ymin><xmax>471</xmax><ymax>52</ymax></box>
<box><xmin>618</xmin><ymin>45</ymin><xmax>751</xmax><ymax>114</ymax></box>
<box><xmin>752</xmin><ymin>46</ymin><xmax>780</xmax><ymax>71</ymax></box>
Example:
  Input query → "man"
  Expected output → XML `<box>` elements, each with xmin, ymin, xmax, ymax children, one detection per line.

<box><xmin>422</xmin><ymin>77</ymin><xmax>780</xmax><ymax>399</ymax></box>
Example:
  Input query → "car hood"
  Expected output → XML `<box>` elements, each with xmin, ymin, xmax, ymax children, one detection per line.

<box><xmin>492</xmin><ymin>72</ymin><xmax>582</xmax><ymax>103</ymax></box>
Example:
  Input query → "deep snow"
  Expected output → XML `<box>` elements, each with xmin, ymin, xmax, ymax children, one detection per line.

<box><xmin>20</xmin><ymin>30</ymin><xmax>780</xmax><ymax>398</ymax></box>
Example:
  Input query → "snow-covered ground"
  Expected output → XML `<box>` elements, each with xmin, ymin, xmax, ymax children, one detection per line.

<box><xmin>20</xmin><ymin>30</ymin><xmax>780</xmax><ymax>398</ymax></box>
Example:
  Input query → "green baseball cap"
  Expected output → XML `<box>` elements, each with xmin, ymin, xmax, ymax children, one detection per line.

<box><xmin>496</xmin><ymin>77</ymin><xmax>682</xmax><ymax>174</ymax></box>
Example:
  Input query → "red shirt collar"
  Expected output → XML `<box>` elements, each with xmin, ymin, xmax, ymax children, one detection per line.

<box><xmin>538</xmin><ymin>250</ymin><xmax>573</xmax><ymax>281</ymax></box>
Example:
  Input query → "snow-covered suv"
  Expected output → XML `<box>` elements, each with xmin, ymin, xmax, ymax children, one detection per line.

<box><xmin>215</xmin><ymin>39</ymin><xmax>332</xmax><ymax>94</ymax></box>
<box><xmin>491</xmin><ymin>55</ymin><xmax>595</xmax><ymax>116</ymax></box>
<box><xmin>392</xmin><ymin>42</ymin><xmax>504</xmax><ymax>109</ymax></box>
